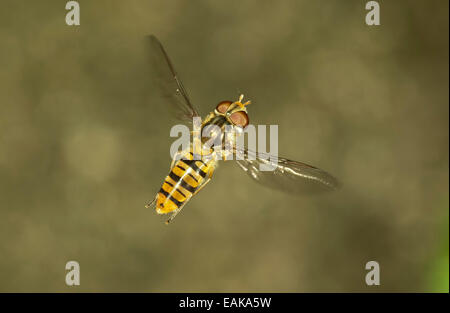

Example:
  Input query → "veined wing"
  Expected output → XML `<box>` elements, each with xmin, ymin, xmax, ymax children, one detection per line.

<box><xmin>147</xmin><ymin>35</ymin><xmax>200</xmax><ymax>122</ymax></box>
<box><xmin>235</xmin><ymin>148</ymin><xmax>340</xmax><ymax>194</ymax></box>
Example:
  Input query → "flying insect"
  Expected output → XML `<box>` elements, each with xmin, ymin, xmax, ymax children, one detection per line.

<box><xmin>145</xmin><ymin>35</ymin><xmax>339</xmax><ymax>224</ymax></box>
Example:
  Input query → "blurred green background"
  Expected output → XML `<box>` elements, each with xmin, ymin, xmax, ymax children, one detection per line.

<box><xmin>0</xmin><ymin>0</ymin><xmax>448</xmax><ymax>292</ymax></box>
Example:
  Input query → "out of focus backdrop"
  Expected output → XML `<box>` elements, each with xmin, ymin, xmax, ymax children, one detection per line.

<box><xmin>0</xmin><ymin>0</ymin><xmax>448</xmax><ymax>292</ymax></box>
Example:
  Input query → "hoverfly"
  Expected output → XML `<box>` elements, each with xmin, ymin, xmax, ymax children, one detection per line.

<box><xmin>145</xmin><ymin>35</ymin><xmax>340</xmax><ymax>224</ymax></box>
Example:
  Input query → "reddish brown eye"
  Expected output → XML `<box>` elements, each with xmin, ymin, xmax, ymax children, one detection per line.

<box><xmin>230</xmin><ymin>111</ymin><xmax>249</xmax><ymax>128</ymax></box>
<box><xmin>216</xmin><ymin>101</ymin><xmax>232</xmax><ymax>114</ymax></box>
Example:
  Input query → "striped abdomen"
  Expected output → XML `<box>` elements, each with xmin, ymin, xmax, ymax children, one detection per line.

<box><xmin>155</xmin><ymin>152</ymin><xmax>212</xmax><ymax>214</ymax></box>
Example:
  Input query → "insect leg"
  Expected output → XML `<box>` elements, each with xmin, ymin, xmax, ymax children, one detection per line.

<box><xmin>191</xmin><ymin>166</ymin><xmax>215</xmax><ymax>195</ymax></box>
<box><xmin>146</xmin><ymin>150</ymin><xmax>185</xmax><ymax>210</ymax></box>
<box><xmin>169</xmin><ymin>150</ymin><xmax>183</xmax><ymax>170</ymax></box>
<box><xmin>165</xmin><ymin>201</ymin><xmax>188</xmax><ymax>224</ymax></box>
<box><xmin>145</xmin><ymin>195</ymin><xmax>156</xmax><ymax>209</ymax></box>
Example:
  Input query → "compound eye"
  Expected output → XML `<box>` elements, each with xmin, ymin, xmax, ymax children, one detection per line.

<box><xmin>216</xmin><ymin>101</ymin><xmax>232</xmax><ymax>114</ymax></box>
<box><xmin>230</xmin><ymin>111</ymin><xmax>249</xmax><ymax>128</ymax></box>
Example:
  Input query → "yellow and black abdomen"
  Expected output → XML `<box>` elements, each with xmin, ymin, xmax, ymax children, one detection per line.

<box><xmin>155</xmin><ymin>152</ymin><xmax>212</xmax><ymax>214</ymax></box>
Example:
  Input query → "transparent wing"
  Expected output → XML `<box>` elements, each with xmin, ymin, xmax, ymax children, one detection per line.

<box><xmin>147</xmin><ymin>35</ymin><xmax>200</xmax><ymax>122</ymax></box>
<box><xmin>235</xmin><ymin>148</ymin><xmax>340</xmax><ymax>195</ymax></box>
